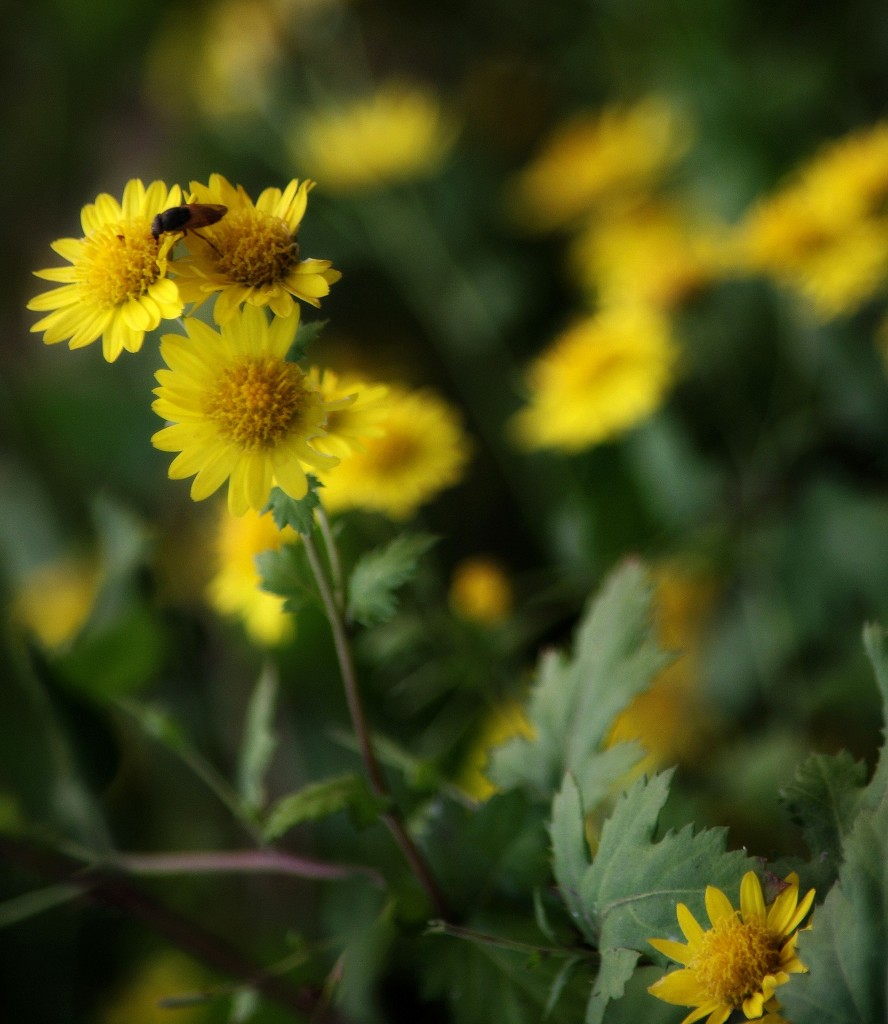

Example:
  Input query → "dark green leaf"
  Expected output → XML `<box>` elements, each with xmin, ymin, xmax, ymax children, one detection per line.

<box><xmin>347</xmin><ymin>533</ymin><xmax>437</xmax><ymax>627</ymax></box>
<box><xmin>289</xmin><ymin>318</ymin><xmax>328</xmax><ymax>361</ymax></box>
<box><xmin>781</xmin><ymin>787</ymin><xmax>888</xmax><ymax>1023</ymax></box>
<box><xmin>489</xmin><ymin>561</ymin><xmax>670</xmax><ymax>808</ymax></box>
<box><xmin>264</xmin><ymin>482</ymin><xmax>322</xmax><ymax>536</ymax></box>
<box><xmin>262</xmin><ymin>773</ymin><xmax>388</xmax><ymax>840</ymax></box>
<box><xmin>779</xmin><ymin>750</ymin><xmax>865</xmax><ymax>886</ymax></box>
<box><xmin>256</xmin><ymin>541</ymin><xmax>315</xmax><ymax>614</ymax></box>
<box><xmin>237</xmin><ymin>663</ymin><xmax>279</xmax><ymax>813</ymax></box>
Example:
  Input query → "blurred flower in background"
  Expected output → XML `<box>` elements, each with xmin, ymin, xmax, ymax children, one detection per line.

<box><xmin>449</xmin><ymin>556</ymin><xmax>513</xmax><ymax>626</ymax></box>
<box><xmin>10</xmin><ymin>555</ymin><xmax>101</xmax><ymax>652</ymax></box>
<box><xmin>511</xmin><ymin>305</ymin><xmax>679</xmax><ymax>452</ymax></box>
<box><xmin>316</xmin><ymin>384</ymin><xmax>471</xmax><ymax>519</ymax></box>
<box><xmin>735</xmin><ymin>121</ymin><xmax>888</xmax><ymax>319</ymax></box>
<box><xmin>456</xmin><ymin>698</ymin><xmax>534</xmax><ymax>802</ymax></box>
<box><xmin>97</xmin><ymin>949</ymin><xmax>211</xmax><ymax>1024</ymax></box>
<box><xmin>295</xmin><ymin>82</ymin><xmax>459</xmax><ymax>193</ymax></box>
<box><xmin>207</xmin><ymin>504</ymin><xmax>299</xmax><ymax>645</ymax></box>
<box><xmin>570</xmin><ymin>198</ymin><xmax>727</xmax><ymax>312</ymax></box>
<box><xmin>507</xmin><ymin>96</ymin><xmax>692</xmax><ymax>231</ymax></box>
<box><xmin>309</xmin><ymin>367</ymin><xmax>390</xmax><ymax>459</ymax></box>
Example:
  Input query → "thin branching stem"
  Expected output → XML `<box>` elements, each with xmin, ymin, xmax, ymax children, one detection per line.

<box><xmin>301</xmin><ymin>526</ymin><xmax>451</xmax><ymax>919</ymax></box>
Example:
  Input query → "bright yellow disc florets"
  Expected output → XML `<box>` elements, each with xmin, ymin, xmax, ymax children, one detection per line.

<box><xmin>210</xmin><ymin>209</ymin><xmax>299</xmax><ymax>286</ymax></box>
<box><xmin>205</xmin><ymin>358</ymin><xmax>308</xmax><ymax>449</ymax></box>
<box><xmin>82</xmin><ymin>221</ymin><xmax>161</xmax><ymax>307</ymax></box>
<box><xmin>691</xmin><ymin>916</ymin><xmax>781</xmax><ymax>1006</ymax></box>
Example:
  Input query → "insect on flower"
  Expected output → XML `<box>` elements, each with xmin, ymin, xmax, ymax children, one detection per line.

<box><xmin>151</xmin><ymin>203</ymin><xmax>228</xmax><ymax>253</ymax></box>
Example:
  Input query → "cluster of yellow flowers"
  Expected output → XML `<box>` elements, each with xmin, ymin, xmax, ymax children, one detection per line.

<box><xmin>508</xmin><ymin>96</ymin><xmax>705</xmax><ymax>453</ymax></box>
<box><xmin>509</xmin><ymin>101</ymin><xmax>888</xmax><ymax>454</ymax></box>
<box><xmin>28</xmin><ymin>174</ymin><xmax>470</xmax><ymax>644</ymax></box>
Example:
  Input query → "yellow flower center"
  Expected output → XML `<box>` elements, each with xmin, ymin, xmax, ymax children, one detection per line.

<box><xmin>210</xmin><ymin>208</ymin><xmax>300</xmax><ymax>286</ymax></box>
<box><xmin>205</xmin><ymin>358</ymin><xmax>309</xmax><ymax>449</ymax></box>
<box><xmin>690</xmin><ymin>915</ymin><xmax>782</xmax><ymax>1008</ymax></box>
<box><xmin>81</xmin><ymin>220</ymin><xmax>161</xmax><ymax>307</ymax></box>
<box><xmin>365</xmin><ymin>430</ymin><xmax>420</xmax><ymax>472</ymax></box>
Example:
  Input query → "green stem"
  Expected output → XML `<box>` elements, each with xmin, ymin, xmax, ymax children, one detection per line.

<box><xmin>316</xmin><ymin>504</ymin><xmax>345</xmax><ymax>609</ymax></box>
<box><xmin>302</xmin><ymin>527</ymin><xmax>451</xmax><ymax>919</ymax></box>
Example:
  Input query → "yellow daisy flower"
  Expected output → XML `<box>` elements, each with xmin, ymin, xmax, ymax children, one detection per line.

<box><xmin>316</xmin><ymin>384</ymin><xmax>471</xmax><ymax>520</ymax></box>
<box><xmin>511</xmin><ymin>306</ymin><xmax>679</xmax><ymax>452</ymax></box>
<box><xmin>648</xmin><ymin>871</ymin><xmax>815</xmax><ymax>1024</ymax></box>
<box><xmin>171</xmin><ymin>173</ymin><xmax>341</xmax><ymax>324</ymax></box>
<box><xmin>732</xmin><ymin>122</ymin><xmax>888</xmax><ymax>319</ymax></box>
<box><xmin>27</xmin><ymin>179</ymin><xmax>184</xmax><ymax>362</ymax></box>
<box><xmin>151</xmin><ymin>305</ymin><xmax>346</xmax><ymax>516</ymax></box>
<box><xmin>508</xmin><ymin>96</ymin><xmax>691</xmax><ymax>230</ymax></box>
<box><xmin>570</xmin><ymin>200</ymin><xmax>727</xmax><ymax>311</ymax></box>
<box><xmin>207</xmin><ymin>503</ymin><xmax>298</xmax><ymax>646</ymax></box>
<box><xmin>307</xmin><ymin>366</ymin><xmax>390</xmax><ymax>460</ymax></box>
<box><xmin>296</xmin><ymin>82</ymin><xmax>458</xmax><ymax>193</ymax></box>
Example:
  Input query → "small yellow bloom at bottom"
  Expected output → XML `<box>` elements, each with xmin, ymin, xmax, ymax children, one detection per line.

<box><xmin>648</xmin><ymin>871</ymin><xmax>815</xmax><ymax>1024</ymax></box>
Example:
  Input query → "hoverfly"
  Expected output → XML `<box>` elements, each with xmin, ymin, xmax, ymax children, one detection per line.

<box><xmin>151</xmin><ymin>203</ymin><xmax>228</xmax><ymax>253</ymax></box>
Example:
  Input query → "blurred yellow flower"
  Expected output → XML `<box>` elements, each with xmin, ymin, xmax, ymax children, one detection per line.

<box><xmin>192</xmin><ymin>0</ymin><xmax>284</xmax><ymax>119</ymax></box>
<box><xmin>307</xmin><ymin>367</ymin><xmax>390</xmax><ymax>460</ymax></box>
<box><xmin>571</xmin><ymin>200</ymin><xmax>726</xmax><ymax>310</ymax></box>
<box><xmin>297</xmin><ymin>82</ymin><xmax>458</xmax><ymax>192</ymax></box>
<box><xmin>735</xmin><ymin>122</ymin><xmax>888</xmax><ymax>319</ymax></box>
<box><xmin>171</xmin><ymin>174</ymin><xmax>341</xmax><ymax>324</ymax></box>
<box><xmin>207</xmin><ymin>504</ymin><xmax>298</xmax><ymax>646</ymax></box>
<box><xmin>607</xmin><ymin>564</ymin><xmax>718</xmax><ymax>772</ymax></box>
<box><xmin>317</xmin><ymin>384</ymin><xmax>470</xmax><ymax>520</ymax></box>
<box><xmin>151</xmin><ymin>306</ymin><xmax>345</xmax><ymax>516</ymax></box>
<box><xmin>10</xmin><ymin>556</ymin><xmax>100</xmax><ymax>651</ymax></box>
<box><xmin>508</xmin><ymin>96</ymin><xmax>691</xmax><ymax>230</ymax></box>
<box><xmin>449</xmin><ymin>556</ymin><xmax>513</xmax><ymax>625</ymax></box>
<box><xmin>457</xmin><ymin>699</ymin><xmax>535</xmax><ymax>802</ymax></box>
<box><xmin>28</xmin><ymin>179</ymin><xmax>183</xmax><ymax>362</ymax></box>
<box><xmin>511</xmin><ymin>306</ymin><xmax>679</xmax><ymax>452</ymax></box>
<box><xmin>99</xmin><ymin>949</ymin><xmax>210</xmax><ymax>1024</ymax></box>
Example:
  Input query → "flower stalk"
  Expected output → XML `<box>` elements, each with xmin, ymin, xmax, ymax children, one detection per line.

<box><xmin>301</xmin><ymin>525</ymin><xmax>452</xmax><ymax>919</ymax></box>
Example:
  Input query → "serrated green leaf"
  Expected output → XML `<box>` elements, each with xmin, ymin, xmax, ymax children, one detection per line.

<box><xmin>551</xmin><ymin>770</ymin><xmax>756</xmax><ymax>1022</ymax></box>
<box><xmin>288</xmin><ymin>318</ymin><xmax>328</xmax><ymax>361</ymax></box>
<box><xmin>583</xmin><ymin>772</ymin><xmax>754</xmax><ymax>952</ymax></box>
<box><xmin>861</xmin><ymin>622</ymin><xmax>888</xmax><ymax>812</ymax></box>
<box><xmin>237</xmin><ymin>663</ymin><xmax>279</xmax><ymax>813</ymax></box>
<box><xmin>779</xmin><ymin>750</ymin><xmax>865</xmax><ymax>884</ymax></box>
<box><xmin>585</xmin><ymin>948</ymin><xmax>640</xmax><ymax>1024</ymax></box>
<box><xmin>347</xmin><ymin>533</ymin><xmax>437</xmax><ymax>627</ymax></box>
<box><xmin>489</xmin><ymin>561</ymin><xmax>670</xmax><ymax>807</ymax></box>
<box><xmin>255</xmin><ymin>541</ymin><xmax>315</xmax><ymax>614</ymax></box>
<box><xmin>264</xmin><ymin>482</ymin><xmax>322</xmax><ymax>536</ymax></box>
<box><xmin>780</xmin><ymin>787</ymin><xmax>888</xmax><ymax>1023</ymax></box>
<box><xmin>262</xmin><ymin>773</ymin><xmax>387</xmax><ymax>840</ymax></box>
